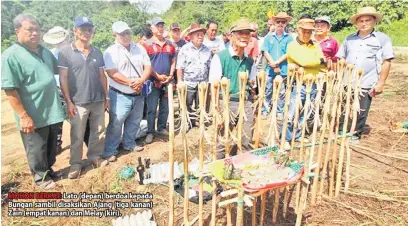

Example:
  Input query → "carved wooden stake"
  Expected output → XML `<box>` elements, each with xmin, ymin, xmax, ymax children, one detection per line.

<box><xmin>335</xmin><ymin>64</ymin><xmax>354</xmax><ymax>197</ymax></box>
<box><xmin>210</xmin><ymin>81</ymin><xmax>220</xmax><ymax>226</ymax></box>
<box><xmin>168</xmin><ymin>83</ymin><xmax>175</xmax><ymax>226</ymax></box>
<box><xmin>220</xmin><ymin>77</ymin><xmax>232</xmax><ymax>226</ymax></box>
<box><xmin>344</xmin><ymin>69</ymin><xmax>362</xmax><ymax>192</ymax></box>
<box><xmin>198</xmin><ymin>82</ymin><xmax>207</xmax><ymax>226</ymax></box>
<box><xmin>177</xmin><ymin>82</ymin><xmax>189</xmax><ymax>226</ymax></box>
<box><xmin>329</xmin><ymin>59</ymin><xmax>346</xmax><ymax>197</ymax></box>
<box><xmin>237</xmin><ymin>71</ymin><xmax>248</xmax><ymax>154</ymax></box>
<box><xmin>295</xmin><ymin>74</ymin><xmax>315</xmax><ymax>226</ymax></box>
<box><xmin>309</xmin><ymin>72</ymin><xmax>331</xmax><ymax>205</ymax></box>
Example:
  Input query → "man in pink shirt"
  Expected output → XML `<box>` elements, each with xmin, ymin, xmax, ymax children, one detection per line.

<box><xmin>244</xmin><ymin>22</ymin><xmax>260</xmax><ymax>60</ymax></box>
<box><xmin>314</xmin><ymin>16</ymin><xmax>339</xmax><ymax>71</ymax></box>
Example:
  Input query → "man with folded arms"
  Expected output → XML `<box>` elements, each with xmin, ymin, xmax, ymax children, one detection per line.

<box><xmin>103</xmin><ymin>21</ymin><xmax>152</xmax><ymax>161</ymax></box>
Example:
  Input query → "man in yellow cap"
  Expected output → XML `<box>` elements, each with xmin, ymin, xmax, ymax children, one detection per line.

<box><xmin>283</xmin><ymin>15</ymin><xmax>327</xmax><ymax>148</ymax></box>
<box><xmin>337</xmin><ymin>7</ymin><xmax>394</xmax><ymax>143</ymax></box>
<box><xmin>209</xmin><ymin>18</ymin><xmax>257</xmax><ymax>158</ymax></box>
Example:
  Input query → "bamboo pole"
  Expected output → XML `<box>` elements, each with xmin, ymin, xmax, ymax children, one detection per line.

<box><xmin>260</xmin><ymin>192</ymin><xmax>267</xmax><ymax>226</ymax></box>
<box><xmin>168</xmin><ymin>83</ymin><xmax>175</xmax><ymax>226</ymax></box>
<box><xmin>335</xmin><ymin>64</ymin><xmax>354</xmax><ymax>197</ymax></box>
<box><xmin>310</xmin><ymin>71</ymin><xmax>334</xmax><ymax>206</ymax></box>
<box><xmin>237</xmin><ymin>72</ymin><xmax>248</xmax><ymax>154</ymax></box>
<box><xmin>198</xmin><ymin>82</ymin><xmax>207</xmax><ymax>226</ymax></box>
<box><xmin>295</xmin><ymin>74</ymin><xmax>315</xmax><ymax>226</ymax></box>
<box><xmin>236</xmin><ymin>187</ymin><xmax>245</xmax><ymax>226</ymax></box>
<box><xmin>252</xmin><ymin>71</ymin><xmax>266</xmax><ymax>226</ymax></box>
<box><xmin>177</xmin><ymin>82</ymin><xmax>190</xmax><ymax>226</ymax></box>
<box><xmin>254</xmin><ymin>71</ymin><xmax>267</xmax><ymax>148</ymax></box>
<box><xmin>220</xmin><ymin>77</ymin><xmax>232</xmax><ymax>226</ymax></box>
<box><xmin>291</xmin><ymin>68</ymin><xmax>305</xmax><ymax>159</ymax></box>
<box><xmin>267</xmin><ymin>77</ymin><xmax>283</xmax><ymax>146</ymax></box>
<box><xmin>315</xmin><ymin>71</ymin><xmax>335</xmax><ymax>202</ymax></box>
<box><xmin>210</xmin><ymin>81</ymin><xmax>220</xmax><ymax>226</ymax></box>
<box><xmin>272</xmin><ymin>188</ymin><xmax>280</xmax><ymax>223</ymax></box>
<box><xmin>280</xmin><ymin>64</ymin><xmax>296</xmax><ymax>151</ymax></box>
<box><xmin>329</xmin><ymin>59</ymin><xmax>346</xmax><ymax>197</ymax></box>
<box><xmin>294</xmin><ymin>68</ymin><xmax>306</xmax><ymax>212</ymax></box>
<box><xmin>345</xmin><ymin>69</ymin><xmax>362</xmax><ymax>192</ymax></box>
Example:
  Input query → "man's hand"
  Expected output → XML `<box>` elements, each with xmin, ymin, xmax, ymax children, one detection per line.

<box><xmin>162</xmin><ymin>76</ymin><xmax>173</xmax><ymax>84</ymax></box>
<box><xmin>157</xmin><ymin>74</ymin><xmax>167</xmax><ymax>82</ymax></box>
<box><xmin>105</xmin><ymin>99</ymin><xmax>110</xmax><ymax>112</ymax></box>
<box><xmin>374</xmin><ymin>82</ymin><xmax>385</xmax><ymax>95</ymax></box>
<box><xmin>211</xmin><ymin>49</ymin><xmax>218</xmax><ymax>55</ymax></box>
<box><xmin>130</xmin><ymin>78</ymin><xmax>144</xmax><ymax>89</ymax></box>
<box><xmin>67</xmin><ymin>102</ymin><xmax>78</xmax><ymax>118</ymax></box>
<box><xmin>19</xmin><ymin>112</ymin><xmax>35</xmax><ymax>134</ymax></box>
<box><xmin>268</xmin><ymin>61</ymin><xmax>279</xmax><ymax>68</ymax></box>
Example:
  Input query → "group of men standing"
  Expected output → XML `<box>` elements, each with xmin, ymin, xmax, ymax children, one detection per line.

<box><xmin>2</xmin><ymin>6</ymin><xmax>393</xmax><ymax>189</ymax></box>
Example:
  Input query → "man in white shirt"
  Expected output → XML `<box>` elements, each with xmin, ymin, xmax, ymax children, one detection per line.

<box><xmin>203</xmin><ymin>20</ymin><xmax>225</xmax><ymax>54</ymax></box>
<box><xmin>103</xmin><ymin>21</ymin><xmax>152</xmax><ymax>161</ymax></box>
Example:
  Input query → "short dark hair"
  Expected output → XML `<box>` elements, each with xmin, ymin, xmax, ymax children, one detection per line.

<box><xmin>13</xmin><ymin>13</ymin><xmax>39</xmax><ymax>30</ymax></box>
<box><xmin>206</xmin><ymin>20</ymin><xmax>218</xmax><ymax>29</ymax></box>
<box><xmin>139</xmin><ymin>28</ymin><xmax>153</xmax><ymax>39</ymax></box>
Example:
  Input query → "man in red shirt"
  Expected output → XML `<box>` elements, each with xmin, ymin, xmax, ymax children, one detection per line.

<box><xmin>314</xmin><ymin>16</ymin><xmax>339</xmax><ymax>71</ymax></box>
<box><xmin>244</xmin><ymin>22</ymin><xmax>260</xmax><ymax>60</ymax></box>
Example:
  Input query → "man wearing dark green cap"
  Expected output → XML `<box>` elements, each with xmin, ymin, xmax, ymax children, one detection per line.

<box><xmin>209</xmin><ymin>19</ymin><xmax>257</xmax><ymax>158</ymax></box>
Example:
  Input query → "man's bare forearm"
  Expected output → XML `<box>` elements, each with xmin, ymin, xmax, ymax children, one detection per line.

<box><xmin>99</xmin><ymin>69</ymin><xmax>108</xmax><ymax>97</ymax></box>
<box><xmin>59</xmin><ymin>68</ymin><xmax>73</xmax><ymax>105</ymax></box>
<box><xmin>176</xmin><ymin>69</ymin><xmax>183</xmax><ymax>83</ymax></box>
<box><xmin>378</xmin><ymin>60</ymin><xmax>392</xmax><ymax>85</ymax></box>
<box><xmin>141</xmin><ymin>65</ymin><xmax>152</xmax><ymax>83</ymax></box>
<box><xmin>4</xmin><ymin>89</ymin><xmax>28</xmax><ymax>117</ymax></box>
<box><xmin>107</xmin><ymin>70</ymin><xmax>132</xmax><ymax>86</ymax></box>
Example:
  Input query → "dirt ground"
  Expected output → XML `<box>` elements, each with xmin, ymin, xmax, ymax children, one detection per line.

<box><xmin>1</xmin><ymin>62</ymin><xmax>407</xmax><ymax>226</ymax></box>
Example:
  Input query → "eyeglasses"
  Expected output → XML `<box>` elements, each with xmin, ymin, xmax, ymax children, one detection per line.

<box><xmin>275</xmin><ymin>20</ymin><xmax>287</xmax><ymax>24</ymax></box>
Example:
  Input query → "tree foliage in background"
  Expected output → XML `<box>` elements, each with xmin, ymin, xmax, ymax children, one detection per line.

<box><xmin>2</xmin><ymin>0</ymin><xmax>408</xmax><ymax>52</ymax></box>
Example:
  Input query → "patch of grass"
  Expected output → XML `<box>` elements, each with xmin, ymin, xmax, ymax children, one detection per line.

<box><xmin>109</xmin><ymin>177</ymin><xmax>123</xmax><ymax>193</ymax></box>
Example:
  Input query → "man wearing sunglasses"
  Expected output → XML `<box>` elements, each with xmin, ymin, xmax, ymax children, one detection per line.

<box><xmin>103</xmin><ymin>21</ymin><xmax>152</xmax><ymax>161</ymax></box>
<box><xmin>209</xmin><ymin>19</ymin><xmax>257</xmax><ymax>159</ymax></box>
<box><xmin>262</xmin><ymin>12</ymin><xmax>294</xmax><ymax>119</ymax></box>
<box><xmin>58</xmin><ymin>16</ymin><xmax>109</xmax><ymax>179</ymax></box>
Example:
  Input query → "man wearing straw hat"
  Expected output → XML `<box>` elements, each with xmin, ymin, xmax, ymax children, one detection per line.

<box><xmin>209</xmin><ymin>18</ymin><xmax>257</xmax><ymax>158</ymax></box>
<box><xmin>262</xmin><ymin>12</ymin><xmax>294</xmax><ymax>119</ymax></box>
<box><xmin>176</xmin><ymin>22</ymin><xmax>212</xmax><ymax>129</ymax></box>
<box><xmin>337</xmin><ymin>6</ymin><xmax>394</xmax><ymax>142</ymax></box>
<box><xmin>283</xmin><ymin>16</ymin><xmax>327</xmax><ymax>148</ymax></box>
<box><xmin>43</xmin><ymin>26</ymin><xmax>70</xmax><ymax>154</ymax></box>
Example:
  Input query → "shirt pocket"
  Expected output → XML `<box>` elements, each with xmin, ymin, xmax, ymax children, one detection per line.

<box><xmin>366</xmin><ymin>44</ymin><xmax>381</xmax><ymax>59</ymax></box>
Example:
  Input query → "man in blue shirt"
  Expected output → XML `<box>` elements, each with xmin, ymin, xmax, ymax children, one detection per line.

<box><xmin>337</xmin><ymin>7</ymin><xmax>394</xmax><ymax>143</ymax></box>
<box><xmin>262</xmin><ymin>12</ymin><xmax>294</xmax><ymax>118</ymax></box>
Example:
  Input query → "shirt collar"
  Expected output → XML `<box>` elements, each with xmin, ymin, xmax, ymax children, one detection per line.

<box><xmin>228</xmin><ymin>45</ymin><xmax>248</xmax><ymax>58</ymax></box>
<box><xmin>272</xmin><ymin>31</ymin><xmax>288</xmax><ymax>38</ymax></box>
<box><xmin>353</xmin><ymin>28</ymin><xmax>376</xmax><ymax>37</ymax></box>
<box><xmin>188</xmin><ymin>41</ymin><xmax>204</xmax><ymax>50</ymax></box>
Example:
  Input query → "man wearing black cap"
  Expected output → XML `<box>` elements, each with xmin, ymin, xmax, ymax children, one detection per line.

<box><xmin>58</xmin><ymin>16</ymin><xmax>109</xmax><ymax>179</ymax></box>
<box><xmin>170</xmin><ymin>22</ymin><xmax>187</xmax><ymax>50</ymax></box>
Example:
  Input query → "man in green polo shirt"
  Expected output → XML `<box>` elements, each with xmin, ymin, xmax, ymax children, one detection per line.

<box><xmin>1</xmin><ymin>14</ymin><xmax>66</xmax><ymax>189</ymax></box>
<box><xmin>209</xmin><ymin>19</ymin><xmax>257</xmax><ymax>159</ymax></box>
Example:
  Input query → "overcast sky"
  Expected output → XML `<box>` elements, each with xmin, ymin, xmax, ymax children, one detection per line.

<box><xmin>129</xmin><ymin>0</ymin><xmax>174</xmax><ymax>14</ymax></box>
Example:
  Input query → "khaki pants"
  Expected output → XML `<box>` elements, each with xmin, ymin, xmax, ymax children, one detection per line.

<box><xmin>69</xmin><ymin>101</ymin><xmax>105</xmax><ymax>167</ymax></box>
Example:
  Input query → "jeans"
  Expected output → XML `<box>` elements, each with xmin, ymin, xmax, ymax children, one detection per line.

<box><xmin>284</xmin><ymin>84</ymin><xmax>317</xmax><ymax>142</ymax></box>
<box><xmin>20</xmin><ymin>123</ymin><xmax>60</xmax><ymax>184</ymax></box>
<box><xmin>104</xmin><ymin>89</ymin><xmax>144</xmax><ymax>158</ymax></box>
<box><xmin>264</xmin><ymin>75</ymin><xmax>286</xmax><ymax>115</ymax></box>
<box><xmin>147</xmin><ymin>85</ymin><xmax>169</xmax><ymax>133</ymax></box>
